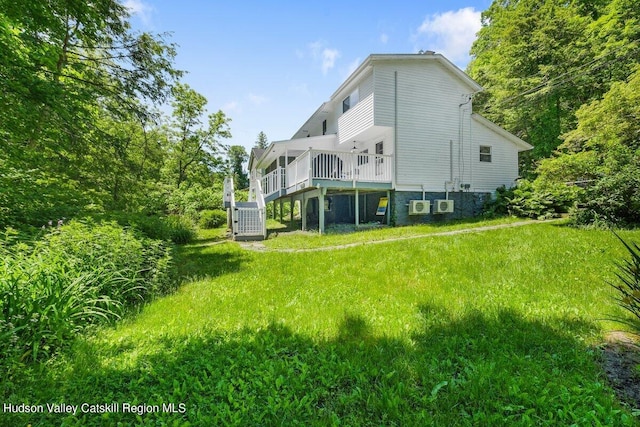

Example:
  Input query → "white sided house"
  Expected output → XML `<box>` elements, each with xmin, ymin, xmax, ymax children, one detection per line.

<box><xmin>225</xmin><ymin>52</ymin><xmax>532</xmax><ymax>240</ymax></box>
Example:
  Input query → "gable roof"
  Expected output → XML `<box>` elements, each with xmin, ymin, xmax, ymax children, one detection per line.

<box><xmin>331</xmin><ymin>53</ymin><xmax>483</xmax><ymax>102</ymax></box>
<box><xmin>248</xmin><ymin>148</ymin><xmax>266</xmax><ymax>171</ymax></box>
<box><xmin>471</xmin><ymin>113</ymin><xmax>533</xmax><ymax>152</ymax></box>
<box><xmin>291</xmin><ymin>52</ymin><xmax>484</xmax><ymax>139</ymax></box>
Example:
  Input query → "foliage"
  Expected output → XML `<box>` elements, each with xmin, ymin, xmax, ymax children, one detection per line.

<box><xmin>165</xmin><ymin>215</ymin><xmax>197</xmax><ymax>244</ymax></box>
<box><xmin>0</xmin><ymin>164</ymin><xmax>105</xmax><ymax>229</ymax></box>
<box><xmin>198</xmin><ymin>209</ymin><xmax>227</xmax><ymax>229</ymax></box>
<box><xmin>3</xmin><ymin>224</ymin><xmax>638</xmax><ymax>425</ymax></box>
<box><xmin>484</xmin><ymin>180</ymin><xmax>580</xmax><ymax>219</ymax></box>
<box><xmin>610</xmin><ymin>233</ymin><xmax>640</xmax><ymax>334</ymax></box>
<box><xmin>571</xmin><ymin>161</ymin><xmax>640</xmax><ymax>227</ymax></box>
<box><xmin>255</xmin><ymin>131</ymin><xmax>269</xmax><ymax>149</ymax></box>
<box><xmin>227</xmin><ymin>145</ymin><xmax>249</xmax><ymax>190</ymax></box>
<box><xmin>164</xmin><ymin>83</ymin><xmax>231</xmax><ymax>189</ymax></box>
<box><xmin>468</xmin><ymin>0</ymin><xmax>640</xmax><ymax>174</ymax></box>
<box><xmin>166</xmin><ymin>182</ymin><xmax>224</xmax><ymax>219</ymax></box>
<box><xmin>0</xmin><ymin>0</ymin><xmax>181</xmax><ymax>226</ymax></box>
<box><xmin>539</xmin><ymin>67</ymin><xmax>640</xmax><ymax>226</ymax></box>
<box><xmin>0</xmin><ymin>220</ymin><xmax>173</xmax><ymax>363</ymax></box>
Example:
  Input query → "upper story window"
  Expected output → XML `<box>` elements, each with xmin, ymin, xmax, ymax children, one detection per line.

<box><xmin>342</xmin><ymin>88</ymin><xmax>359</xmax><ymax>114</ymax></box>
<box><xmin>322</xmin><ymin>120</ymin><xmax>327</xmax><ymax>135</ymax></box>
<box><xmin>480</xmin><ymin>145</ymin><xmax>492</xmax><ymax>162</ymax></box>
<box><xmin>342</xmin><ymin>96</ymin><xmax>350</xmax><ymax>113</ymax></box>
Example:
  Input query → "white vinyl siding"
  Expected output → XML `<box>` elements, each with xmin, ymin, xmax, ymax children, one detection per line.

<box><xmin>338</xmin><ymin>92</ymin><xmax>374</xmax><ymax>144</ymax></box>
<box><xmin>471</xmin><ymin>120</ymin><xmax>520</xmax><ymax>191</ymax></box>
<box><xmin>374</xmin><ymin>61</ymin><xmax>473</xmax><ymax>189</ymax></box>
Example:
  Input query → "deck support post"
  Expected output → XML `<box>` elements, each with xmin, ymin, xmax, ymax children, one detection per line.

<box><xmin>318</xmin><ymin>187</ymin><xmax>326</xmax><ymax>234</ymax></box>
<box><xmin>279</xmin><ymin>199</ymin><xmax>283</xmax><ymax>223</ymax></box>
<box><xmin>290</xmin><ymin>196</ymin><xmax>294</xmax><ymax>224</ymax></box>
<box><xmin>301</xmin><ymin>194</ymin><xmax>307</xmax><ymax>231</ymax></box>
<box><xmin>355</xmin><ymin>189</ymin><xmax>360</xmax><ymax>227</ymax></box>
<box><xmin>386</xmin><ymin>190</ymin><xmax>391</xmax><ymax>225</ymax></box>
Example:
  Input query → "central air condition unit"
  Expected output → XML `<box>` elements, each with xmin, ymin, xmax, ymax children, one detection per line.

<box><xmin>434</xmin><ymin>199</ymin><xmax>454</xmax><ymax>214</ymax></box>
<box><xmin>408</xmin><ymin>200</ymin><xmax>430</xmax><ymax>215</ymax></box>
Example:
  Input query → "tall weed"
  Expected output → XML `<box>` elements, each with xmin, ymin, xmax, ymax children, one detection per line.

<box><xmin>0</xmin><ymin>220</ymin><xmax>174</xmax><ymax>364</ymax></box>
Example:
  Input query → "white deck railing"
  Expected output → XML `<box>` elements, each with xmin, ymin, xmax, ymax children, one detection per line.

<box><xmin>286</xmin><ymin>149</ymin><xmax>392</xmax><ymax>190</ymax></box>
<box><xmin>261</xmin><ymin>168</ymin><xmax>286</xmax><ymax>199</ymax></box>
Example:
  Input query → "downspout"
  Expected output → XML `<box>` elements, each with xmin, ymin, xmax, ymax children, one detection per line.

<box><xmin>394</xmin><ymin>71</ymin><xmax>398</xmax><ymax>189</ymax></box>
<box><xmin>458</xmin><ymin>94</ymin><xmax>472</xmax><ymax>189</ymax></box>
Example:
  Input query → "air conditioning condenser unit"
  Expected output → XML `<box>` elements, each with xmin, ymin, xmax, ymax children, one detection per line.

<box><xmin>434</xmin><ymin>199</ymin><xmax>454</xmax><ymax>214</ymax></box>
<box><xmin>408</xmin><ymin>200</ymin><xmax>430</xmax><ymax>215</ymax></box>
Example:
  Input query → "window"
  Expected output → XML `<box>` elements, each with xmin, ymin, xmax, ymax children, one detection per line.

<box><xmin>480</xmin><ymin>145</ymin><xmax>492</xmax><ymax>162</ymax></box>
<box><xmin>375</xmin><ymin>141</ymin><xmax>383</xmax><ymax>155</ymax></box>
<box><xmin>342</xmin><ymin>96</ymin><xmax>350</xmax><ymax>113</ymax></box>
<box><xmin>342</xmin><ymin>89</ymin><xmax>359</xmax><ymax>114</ymax></box>
<box><xmin>322</xmin><ymin>120</ymin><xmax>327</xmax><ymax>135</ymax></box>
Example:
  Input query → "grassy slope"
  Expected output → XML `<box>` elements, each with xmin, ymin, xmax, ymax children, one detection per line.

<box><xmin>3</xmin><ymin>221</ymin><xmax>640</xmax><ymax>426</ymax></box>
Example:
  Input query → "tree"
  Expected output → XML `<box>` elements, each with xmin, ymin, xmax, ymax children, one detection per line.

<box><xmin>536</xmin><ymin>66</ymin><xmax>640</xmax><ymax>225</ymax></box>
<box><xmin>255</xmin><ymin>131</ymin><xmax>269</xmax><ymax>149</ymax></box>
<box><xmin>468</xmin><ymin>0</ymin><xmax>602</xmax><ymax>168</ymax></box>
<box><xmin>227</xmin><ymin>145</ymin><xmax>249</xmax><ymax>190</ymax></box>
<box><xmin>164</xmin><ymin>83</ymin><xmax>231</xmax><ymax>189</ymax></box>
<box><xmin>0</xmin><ymin>1</ymin><xmax>182</xmax><ymax>227</ymax></box>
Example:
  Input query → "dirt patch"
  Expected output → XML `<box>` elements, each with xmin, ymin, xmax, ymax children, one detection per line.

<box><xmin>600</xmin><ymin>332</ymin><xmax>640</xmax><ymax>409</ymax></box>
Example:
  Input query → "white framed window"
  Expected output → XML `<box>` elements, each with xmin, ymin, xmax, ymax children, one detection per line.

<box><xmin>480</xmin><ymin>145</ymin><xmax>492</xmax><ymax>162</ymax></box>
<box><xmin>342</xmin><ymin>89</ymin><xmax>359</xmax><ymax>114</ymax></box>
<box><xmin>342</xmin><ymin>96</ymin><xmax>350</xmax><ymax>113</ymax></box>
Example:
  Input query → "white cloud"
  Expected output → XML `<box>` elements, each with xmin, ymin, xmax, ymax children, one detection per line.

<box><xmin>123</xmin><ymin>0</ymin><xmax>154</xmax><ymax>27</ymax></box>
<box><xmin>248</xmin><ymin>93</ymin><xmax>268</xmax><ymax>106</ymax></box>
<box><xmin>321</xmin><ymin>48</ymin><xmax>340</xmax><ymax>75</ymax></box>
<box><xmin>301</xmin><ymin>41</ymin><xmax>341</xmax><ymax>75</ymax></box>
<box><xmin>223</xmin><ymin>101</ymin><xmax>240</xmax><ymax>113</ymax></box>
<box><xmin>380</xmin><ymin>33</ymin><xmax>389</xmax><ymax>44</ymax></box>
<box><xmin>414</xmin><ymin>7</ymin><xmax>481</xmax><ymax>68</ymax></box>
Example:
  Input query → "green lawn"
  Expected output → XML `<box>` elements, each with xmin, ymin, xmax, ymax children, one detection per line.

<box><xmin>3</xmin><ymin>221</ymin><xmax>640</xmax><ymax>425</ymax></box>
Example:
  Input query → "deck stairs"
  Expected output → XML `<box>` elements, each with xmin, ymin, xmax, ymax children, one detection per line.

<box><xmin>223</xmin><ymin>177</ymin><xmax>267</xmax><ymax>241</ymax></box>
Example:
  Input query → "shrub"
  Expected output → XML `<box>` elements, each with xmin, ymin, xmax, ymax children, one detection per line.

<box><xmin>610</xmin><ymin>233</ymin><xmax>640</xmax><ymax>334</ymax></box>
<box><xmin>166</xmin><ymin>183</ymin><xmax>224</xmax><ymax>219</ymax></box>
<box><xmin>571</xmin><ymin>163</ymin><xmax>640</xmax><ymax>227</ymax></box>
<box><xmin>99</xmin><ymin>212</ymin><xmax>173</xmax><ymax>241</ymax></box>
<box><xmin>165</xmin><ymin>215</ymin><xmax>197</xmax><ymax>244</ymax></box>
<box><xmin>199</xmin><ymin>209</ymin><xmax>227</xmax><ymax>229</ymax></box>
<box><xmin>485</xmin><ymin>180</ymin><xmax>579</xmax><ymax>219</ymax></box>
<box><xmin>0</xmin><ymin>220</ymin><xmax>174</xmax><ymax>363</ymax></box>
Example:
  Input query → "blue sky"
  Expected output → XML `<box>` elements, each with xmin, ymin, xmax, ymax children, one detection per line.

<box><xmin>125</xmin><ymin>0</ymin><xmax>493</xmax><ymax>151</ymax></box>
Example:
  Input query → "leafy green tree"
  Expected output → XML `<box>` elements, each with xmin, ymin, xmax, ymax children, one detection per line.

<box><xmin>537</xmin><ymin>67</ymin><xmax>640</xmax><ymax>225</ymax></box>
<box><xmin>227</xmin><ymin>145</ymin><xmax>249</xmax><ymax>190</ymax></box>
<box><xmin>255</xmin><ymin>131</ymin><xmax>269</xmax><ymax>149</ymax></box>
<box><xmin>468</xmin><ymin>0</ymin><xmax>604</xmax><ymax>168</ymax></box>
<box><xmin>0</xmin><ymin>1</ymin><xmax>180</xmax><ymax>227</ymax></box>
<box><xmin>164</xmin><ymin>83</ymin><xmax>231</xmax><ymax>189</ymax></box>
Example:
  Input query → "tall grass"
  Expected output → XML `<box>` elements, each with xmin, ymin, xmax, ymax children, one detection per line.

<box><xmin>0</xmin><ymin>220</ymin><xmax>174</xmax><ymax>364</ymax></box>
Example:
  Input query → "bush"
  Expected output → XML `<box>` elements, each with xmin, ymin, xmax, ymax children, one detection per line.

<box><xmin>610</xmin><ymin>233</ymin><xmax>640</xmax><ymax>334</ymax></box>
<box><xmin>199</xmin><ymin>209</ymin><xmax>227</xmax><ymax>229</ymax></box>
<box><xmin>0</xmin><ymin>220</ymin><xmax>174</xmax><ymax>363</ymax></box>
<box><xmin>485</xmin><ymin>180</ymin><xmax>580</xmax><ymax>219</ymax></box>
<box><xmin>93</xmin><ymin>212</ymin><xmax>198</xmax><ymax>244</ymax></box>
<box><xmin>166</xmin><ymin>183</ymin><xmax>224</xmax><ymax>219</ymax></box>
<box><xmin>165</xmin><ymin>215</ymin><xmax>197</xmax><ymax>244</ymax></box>
<box><xmin>571</xmin><ymin>163</ymin><xmax>640</xmax><ymax>227</ymax></box>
